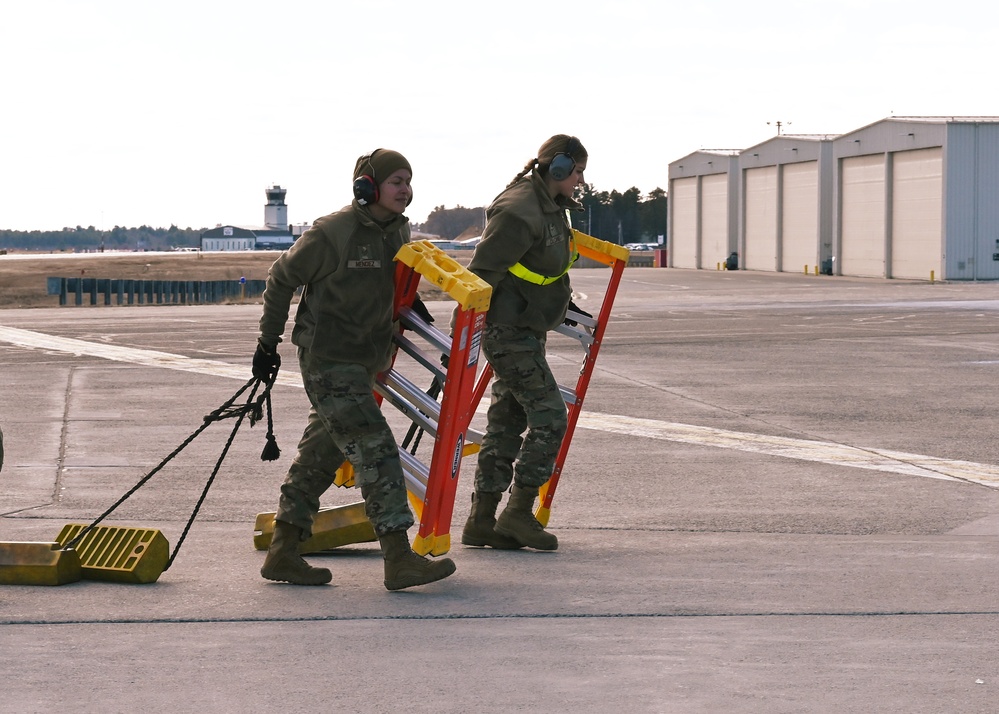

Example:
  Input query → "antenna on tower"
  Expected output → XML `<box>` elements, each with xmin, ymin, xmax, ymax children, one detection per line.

<box><xmin>768</xmin><ymin>120</ymin><xmax>791</xmax><ymax>136</ymax></box>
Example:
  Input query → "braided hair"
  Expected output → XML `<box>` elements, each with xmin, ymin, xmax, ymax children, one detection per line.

<box><xmin>506</xmin><ymin>158</ymin><xmax>539</xmax><ymax>188</ymax></box>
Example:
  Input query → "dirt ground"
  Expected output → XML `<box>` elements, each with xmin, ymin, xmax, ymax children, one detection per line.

<box><xmin>0</xmin><ymin>250</ymin><xmax>467</xmax><ymax>308</ymax></box>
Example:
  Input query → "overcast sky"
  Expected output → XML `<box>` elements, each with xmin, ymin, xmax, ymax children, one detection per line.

<box><xmin>2</xmin><ymin>0</ymin><xmax>996</xmax><ymax>232</ymax></box>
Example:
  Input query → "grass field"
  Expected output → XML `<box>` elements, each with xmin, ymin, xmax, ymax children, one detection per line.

<box><xmin>0</xmin><ymin>250</ymin><xmax>468</xmax><ymax>309</ymax></box>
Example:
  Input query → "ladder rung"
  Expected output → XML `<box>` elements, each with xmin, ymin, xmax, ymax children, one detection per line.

<box><xmin>399</xmin><ymin>449</ymin><xmax>428</xmax><ymax>501</ymax></box>
<box><xmin>559</xmin><ymin>384</ymin><xmax>578</xmax><ymax>405</ymax></box>
<box><xmin>554</xmin><ymin>321</ymin><xmax>595</xmax><ymax>348</ymax></box>
<box><xmin>376</xmin><ymin>371</ymin><xmax>441</xmax><ymax>437</ymax></box>
<box><xmin>382</xmin><ymin>369</ymin><xmax>442</xmax><ymax>416</ymax></box>
<box><xmin>565</xmin><ymin>308</ymin><xmax>598</xmax><ymax>331</ymax></box>
<box><xmin>398</xmin><ymin>306</ymin><xmax>451</xmax><ymax>353</ymax></box>
<box><xmin>393</xmin><ymin>332</ymin><xmax>447</xmax><ymax>383</ymax></box>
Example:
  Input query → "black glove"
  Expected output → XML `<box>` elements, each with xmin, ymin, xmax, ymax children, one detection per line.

<box><xmin>563</xmin><ymin>301</ymin><xmax>592</xmax><ymax>327</ymax></box>
<box><xmin>252</xmin><ymin>340</ymin><xmax>281</xmax><ymax>382</ymax></box>
<box><xmin>411</xmin><ymin>295</ymin><xmax>434</xmax><ymax>324</ymax></box>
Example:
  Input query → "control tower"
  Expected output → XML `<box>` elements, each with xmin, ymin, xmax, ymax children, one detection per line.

<box><xmin>264</xmin><ymin>185</ymin><xmax>288</xmax><ymax>230</ymax></box>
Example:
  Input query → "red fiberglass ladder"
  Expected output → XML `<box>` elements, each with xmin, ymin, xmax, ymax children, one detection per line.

<box><xmin>378</xmin><ymin>241</ymin><xmax>491</xmax><ymax>555</ymax></box>
<box><xmin>466</xmin><ymin>229</ymin><xmax>630</xmax><ymax>525</ymax></box>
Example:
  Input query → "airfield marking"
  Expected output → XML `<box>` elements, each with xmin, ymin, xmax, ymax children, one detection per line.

<box><xmin>0</xmin><ymin>325</ymin><xmax>302</xmax><ymax>387</ymax></box>
<box><xmin>2</xmin><ymin>325</ymin><xmax>997</xmax><ymax>489</ymax></box>
<box><xmin>574</xmin><ymin>413</ymin><xmax>999</xmax><ymax>488</ymax></box>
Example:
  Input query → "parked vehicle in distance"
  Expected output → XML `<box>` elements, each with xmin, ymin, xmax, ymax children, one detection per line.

<box><xmin>624</xmin><ymin>242</ymin><xmax>661</xmax><ymax>251</ymax></box>
<box><xmin>428</xmin><ymin>236</ymin><xmax>480</xmax><ymax>250</ymax></box>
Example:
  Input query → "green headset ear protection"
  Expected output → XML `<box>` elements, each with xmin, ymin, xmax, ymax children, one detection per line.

<box><xmin>548</xmin><ymin>137</ymin><xmax>581</xmax><ymax>181</ymax></box>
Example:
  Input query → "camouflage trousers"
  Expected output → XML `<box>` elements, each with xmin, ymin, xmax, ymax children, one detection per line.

<box><xmin>474</xmin><ymin>323</ymin><xmax>568</xmax><ymax>492</ymax></box>
<box><xmin>274</xmin><ymin>350</ymin><xmax>414</xmax><ymax>538</ymax></box>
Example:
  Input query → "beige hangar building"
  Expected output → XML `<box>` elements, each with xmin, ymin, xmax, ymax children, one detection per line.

<box><xmin>667</xmin><ymin>116</ymin><xmax>999</xmax><ymax>280</ymax></box>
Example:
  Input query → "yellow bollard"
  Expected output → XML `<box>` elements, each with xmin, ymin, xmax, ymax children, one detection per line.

<box><xmin>930</xmin><ymin>270</ymin><xmax>935</xmax><ymax>284</ymax></box>
<box><xmin>717</xmin><ymin>262</ymin><xmax>722</xmax><ymax>271</ymax></box>
<box><xmin>814</xmin><ymin>265</ymin><xmax>819</xmax><ymax>276</ymax></box>
<box><xmin>804</xmin><ymin>265</ymin><xmax>808</xmax><ymax>275</ymax></box>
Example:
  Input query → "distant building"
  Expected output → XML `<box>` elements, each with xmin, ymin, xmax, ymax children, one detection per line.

<box><xmin>668</xmin><ymin>116</ymin><xmax>999</xmax><ymax>280</ymax></box>
<box><xmin>200</xmin><ymin>185</ymin><xmax>309</xmax><ymax>251</ymax></box>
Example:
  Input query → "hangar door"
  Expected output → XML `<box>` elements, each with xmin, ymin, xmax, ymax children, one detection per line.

<box><xmin>840</xmin><ymin>154</ymin><xmax>886</xmax><ymax>277</ymax></box>
<box><xmin>699</xmin><ymin>173</ymin><xmax>729</xmax><ymax>269</ymax></box>
<box><xmin>744</xmin><ymin>166</ymin><xmax>778</xmax><ymax>271</ymax></box>
<box><xmin>670</xmin><ymin>177</ymin><xmax>698</xmax><ymax>268</ymax></box>
<box><xmin>891</xmin><ymin>147</ymin><xmax>942</xmax><ymax>280</ymax></box>
<box><xmin>780</xmin><ymin>161</ymin><xmax>819</xmax><ymax>273</ymax></box>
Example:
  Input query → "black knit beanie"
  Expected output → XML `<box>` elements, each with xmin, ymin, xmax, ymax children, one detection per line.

<box><xmin>353</xmin><ymin>149</ymin><xmax>412</xmax><ymax>183</ymax></box>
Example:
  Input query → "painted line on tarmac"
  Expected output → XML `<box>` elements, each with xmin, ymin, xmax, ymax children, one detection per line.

<box><xmin>3</xmin><ymin>325</ymin><xmax>997</xmax><ymax>489</ymax></box>
<box><xmin>575</xmin><ymin>413</ymin><xmax>999</xmax><ymax>488</ymax></box>
<box><xmin>0</xmin><ymin>325</ymin><xmax>302</xmax><ymax>387</ymax></box>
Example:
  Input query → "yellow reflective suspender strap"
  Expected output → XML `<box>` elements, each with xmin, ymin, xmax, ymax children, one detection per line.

<box><xmin>508</xmin><ymin>235</ymin><xmax>580</xmax><ymax>286</ymax></box>
<box><xmin>508</xmin><ymin>262</ymin><xmax>559</xmax><ymax>285</ymax></box>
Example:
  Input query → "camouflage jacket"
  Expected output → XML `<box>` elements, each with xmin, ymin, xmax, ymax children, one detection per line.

<box><xmin>259</xmin><ymin>201</ymin><xmax>409</xmax><ymax>374</ymax></box>
<box><xmin>468</xmin><ymin>172</ymin><xmax>580</xmax><ymax>333</ymax></box>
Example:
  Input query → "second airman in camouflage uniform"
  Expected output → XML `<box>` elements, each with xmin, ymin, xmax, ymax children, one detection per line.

<box><xmin>461</xmin><ymin>134</ymin><xmax>589</xmax><ymax>552</ymax></box>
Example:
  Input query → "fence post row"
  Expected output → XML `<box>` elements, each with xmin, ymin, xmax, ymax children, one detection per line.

<box><xmin>48</xmin><ymin>278</ymin><xmax>268</xmax><ymax>306</ymax></box>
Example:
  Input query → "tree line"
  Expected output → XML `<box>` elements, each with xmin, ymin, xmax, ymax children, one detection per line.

<box><xmin>0</xmin><ymin>225</ymin><xmax>202</xmax><ymax>252</ymax></box>
<box><xmin>1</xmin><ymin>182</ymin><xmax>668</xmax><ymax>252</ymax></box>
<box><xmin>416</xmin><ymin>183</ymin><xmax>668</xmax><ymax>245</ymax></box>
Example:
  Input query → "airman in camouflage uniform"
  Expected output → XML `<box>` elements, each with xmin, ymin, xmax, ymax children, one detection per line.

<box><xmin>461</xmin><ymin>135</ymin><xmax>589</xmax><ymax>552</ymax></box>
<box><xmin>252</xmin><ymin>149</ymin><xmax>455</xmax><ymax>590</ymax></box>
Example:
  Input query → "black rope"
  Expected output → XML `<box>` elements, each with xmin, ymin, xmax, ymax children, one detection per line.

<box><xmin>60</xmin><ymin>376</ymin><xmax>278</xmax><ymax>569</ymax></box>
<box><xmin>401</xmin><ymin>377</ymin><xmax>442</xmax><ymax>455</ymax></box>
<box><xmin>166</xmin><ymin>383</ymin><xmax>259</xmax><ymax>569</ymax></box>
<box><xmin>260</xmin><ymin>378</ymin><xmax>281</xmax><ymax>461</ymax></box>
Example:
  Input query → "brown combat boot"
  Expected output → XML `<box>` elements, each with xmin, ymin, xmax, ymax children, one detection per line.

<box><xmin>260</xmin><ymin>520</ymin><xmax>332</xmax><ymax>585</ymax></box>
<box><xmin>379</xmin><ymin>531</ymin><xmax>456</xmax><ymax>591</ymax></box>
<box><xmin>461</xmin><ymin>491</ymin><xmax>524</xmax><ymax>549</ymax></box>
<box><xmin>494</xmin><ymin>484</ymin><xmax>558</xmax><ymax>551</ymax></box>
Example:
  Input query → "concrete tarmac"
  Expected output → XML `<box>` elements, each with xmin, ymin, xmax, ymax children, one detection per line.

<box><xmin>1</xmin><ymin>267</ymin><xmax>998</xmax><ymax>713</ymax></box>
